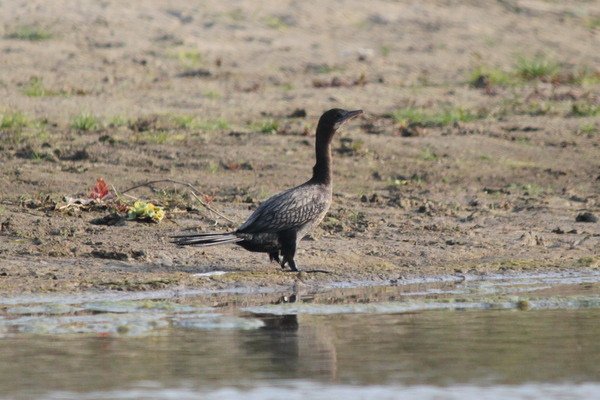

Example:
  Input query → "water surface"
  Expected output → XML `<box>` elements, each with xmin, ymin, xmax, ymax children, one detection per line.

<box><xmin>1</xmin><ymin>271</ymin><xmax>600</xmax><ymax>399</ymax></box>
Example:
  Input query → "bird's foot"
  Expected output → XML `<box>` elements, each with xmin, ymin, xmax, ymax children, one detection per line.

<box><xmin>279</xmin><ymin>256</ymin><xmax>298</xmax><ymax>272</ymax></box>
<box><xmin>269</xmin><ymin>252</ymin><xmax>282</xmax><ymax>265</ymax></box>
<box><xmin>287</xmin><ymin>259</ymin><xmax>299</xmax><ymax>272</ymax></box>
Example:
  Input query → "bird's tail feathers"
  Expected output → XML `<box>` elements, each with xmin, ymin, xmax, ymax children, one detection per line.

<box><xmin>172</xmin><ymin>232</ymin><xmax>242</xmax><ymax>247</ymax></box>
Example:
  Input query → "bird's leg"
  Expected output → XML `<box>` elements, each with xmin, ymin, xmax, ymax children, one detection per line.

<box><xmin>269</xmin><ymin>251</ymin><xmax>281</xmax><ymax>264</ymax></box>
<box><xmin>286</xmin><ymin>258</ymin><xmax>298</xmax><ymax>272</ymax></box>
<box><xmin>268</xmin><ymin>251</ymin><xmax>286</xmax><ymax>269</ymax></box>
<box><xmin>280</xmin><ymin>254</ymin><xmax>298</xmax><ymax>271</ymax></box>
<box><xmin>279</xmin><ymin>231</ymin><xmax>299</xmax><ymax>272</ymax></box>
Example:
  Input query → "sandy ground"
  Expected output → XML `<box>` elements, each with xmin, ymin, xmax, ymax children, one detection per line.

<box><xmin>0</xmin><ymin>0</ymin><xmax>599</xmax><ymax>295</ymax></box>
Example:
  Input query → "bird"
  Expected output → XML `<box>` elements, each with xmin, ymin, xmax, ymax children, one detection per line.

<box><xmin>173</xmin><ymin>108</ymin><xmax>363</xmax><ymax>271</ymax></box>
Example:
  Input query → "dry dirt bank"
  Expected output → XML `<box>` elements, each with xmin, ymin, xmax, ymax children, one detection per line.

<box><xmin>0</xmin><ymin>0</ymin><xmax>598</xmax><ymax>294</ymax></box>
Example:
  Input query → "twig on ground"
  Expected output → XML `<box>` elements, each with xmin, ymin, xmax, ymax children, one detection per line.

<box><xmin>111</xmin><ymin>184</ymin><xmax>139</xmax><ymax>201</ymax></box>
<box><xmin>119</xmin><ymin>178</ymin><xmax>236</xmax><ymax>224</ymax></box>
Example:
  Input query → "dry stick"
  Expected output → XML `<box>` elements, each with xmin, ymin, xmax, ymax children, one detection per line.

<box><xmin>119</xmin><ymin>179</ymin><xmax>236</xmax><ymax>224</ymax></box>
<box><xmin>188</xmin><ymin>191</ymin><xmax>220</xmax><ymax>227</ymax></box>
<box><xmin>110</xmin><ymin>184</ymin><xmax>139</xmax><ymax>201</ymax></box>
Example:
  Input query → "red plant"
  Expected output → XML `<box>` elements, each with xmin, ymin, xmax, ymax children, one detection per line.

<box><xmin>89</xmin><ymin>178</ymin><xmax>110</xmax><ymax>200</ymax></box>
<box><xmin>113</xmin><ymin>200</ymin><xmax>129</xmax><ymax>213</ymax></box>
<box><xmin>202</xmin><ymin>194</ymin><xmax>215</xmax><ymax>204</ymax></box>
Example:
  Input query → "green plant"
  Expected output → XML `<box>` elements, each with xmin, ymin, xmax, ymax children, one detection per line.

<box><xmin>23</xmin><ymin>77</ymin><xmax>51</xmax><ymax>97</ymax></box>
<box><xmin>469</xmin><ymin>66</ymin><xmax>515</xmax><ymax>86</ymax></box>
<box><xmin>391</xmin><ymin>107</ymin><xmax>479</xmax><ymax>127</ymax></box>
<box><xmin>570</xmin><ymin>66</ymin><xmax>600</xmax><ymax>86</ymax></box>
<box><xmin>253</xmin><ymin>119</ymin><xmax>279</xmax><ymax>134</ymax></box>
<box><xmin>508</xmin><ymin>183</ymin><xmax>545</xmax><ymax>196</ymax></box>
<box><xmin>419</xmin><ymin>147</ymin><xmax>438</xmax><ymax>161</ymax></box>
<box><xmin>570</xmin><ymin>102</ymin><xmax>600</xmax><ymax>117</ymax></box>
<box><xmin>472</xmin><ymin>62</ymin><xmax>599</xmax><ymax>87</ymax></box>
<box><xmin>496</xmin><ymin>97</ymin><xmax>568</xmax><ymax>118</ymax></box>
<box><xmin>280</xmin><ymin>82</ymin><xmax>294</xmax><ymax>91</ymax></box>
<box><xmin>134</xmin><ymin>131</ymin><xmax>185</xmax><ymax>144</ymax></box>
<box><xmin>176</xmin><ymin>49</ymin><xmax>202</xmax><ymax>68</ymax></box>
<box><xmin>503</xmin><ymin>159</ymin><xmax>538</xmax><ymax>169</ymax></box>
<box><xmin>30</xmin><ymin>150</ymin><xmax>52</xmax><ymax>163</ymax></box>
<box><xmin>578</xmin><ymin>123</ymin><xmax>598</xmax><ymax>136</ymax></box>
<box><xmin>265</xmin><ymin>15</ymin><xmax>290</xmax><ymax>29</ymax></box>
<box><xmin>127</xmin><ymin>201</ymin><xmax>165</xmax><ymax>223</ymax></box>
<box><xmin>523</xmin><ymin>101</ymin><xmax>555</xmax><ymax>116</ymax></box>
<box><xmin>226</xmin><ymin>9</ymin><xmax>245</xmax><ymax>22</ymax></box>
<box><xmin>515</xmin><ymin>55</ymin><xmax>559</xmax><ymax>80</ymax></box>
<box><xmin>32</xmin><ymin>126</ymin><xmax>50</xmax><ymax>142</ymax></box>
<box><xmin>514</xmin><ymin>136</ymin><xmax>530</xmax><ymax>144</ymax></box>
<box><xmin>171</xmin><ymin>115</ymin><xmax>196</xmax><ymax>129</ymax></box>
<box><xmin>108</xmin><ymin>115</ymin><xmax>129</xmax><ymax>127</ymax></box>
<box><xmin>578</xmin><ymin>74</ymin><xmax>600</xmax><ymax>86</ymax></box>
<box><xmin>71</xmin><ymin>113</ymin><xmax>100</xmax><ymax>131</ymax></box>
<box><xmin>389</xmin><ymin>178</ymin><xmax>409</xmax><ymax>187</ymax></box>
<box><xmin>196</xmin><ymin>118</ymin><xmax>230</xmax><ymax>132</ymax></box>
<box><xmin>206</xmin><ymin>161</ymin><xmax>219</xmax><ymax>173</ymax></box>
<box><xmin>483</xmin><ymin>35</ymin><xmax>498</xmax><ymax>47</ymax></box>
<box><xmin>203</xmin><ymin>90</ymin><xmax>221</xmax><ymax>99</ymax></box>
<box><xmin>170</xmin><ymin>115</ymin><xmax>230</xmax><ymax>131</ymax></box>
<box><xmin>0</xmin><ymin>111</ymin><xmax>29</xmax><ymax>130</ymax></box>
<box><xmin>584</xmin><ymin>16</ymin><xmax>600</xmax><ymax>30</ymax></box>
<box><xmin>338</xmin><ymin>138</ymin><xmax>366</xmax><ymax>156</ymax></box>
<box><xmin>309</xmin><ymin>64</ymin><xmax>345</xmax><ymax>74</ymax></box>
<box><xmin>6</xmin><ymin>26</ymin><xmax>52</xmax><ymax>41</ymax></box>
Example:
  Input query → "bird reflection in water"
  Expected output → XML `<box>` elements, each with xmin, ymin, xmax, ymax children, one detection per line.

<box><xmin>242</xmin><ymin>293</ymin><xmax>338</xmax><ymax>381</ymax></box>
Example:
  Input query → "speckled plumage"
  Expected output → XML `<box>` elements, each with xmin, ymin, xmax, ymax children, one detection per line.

<box><xmin>237</xmin><ymin>182</ymin><xmax>331</xmax><ymax>235</ymax></box>
<box><xmin>173</xmin><ymin>108</ymin><xmax>362</xmax><ymax>271</ymax></box>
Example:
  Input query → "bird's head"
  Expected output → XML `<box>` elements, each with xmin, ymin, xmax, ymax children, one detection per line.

<box><xmin>316</xmin><ymin>108</ymin><xmax>363</xmax><ymax>139</ymax></box>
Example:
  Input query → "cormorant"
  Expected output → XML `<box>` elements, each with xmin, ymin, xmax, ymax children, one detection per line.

<box><xmin>173</xmin><ymin>108</ymin><xmax>362</xmax><ymax>271</ymax></box>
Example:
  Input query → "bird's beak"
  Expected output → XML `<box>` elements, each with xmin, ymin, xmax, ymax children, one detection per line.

<box><xmin>341</xmin><ymin>109</ymin><xmax>363</xmax><ymax>122</ymax></box>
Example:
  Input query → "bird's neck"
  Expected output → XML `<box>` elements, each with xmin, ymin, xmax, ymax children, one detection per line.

<box><xmin>311</xmin><ymin>132</ymin><xmax>333</xmax><ymax>185</ymax></box>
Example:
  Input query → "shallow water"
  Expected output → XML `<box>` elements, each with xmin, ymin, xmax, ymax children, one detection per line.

<box><xmin>1</xmin><ymin>271</ymin><xmax>600</xmax><ymax>399</ymax></box>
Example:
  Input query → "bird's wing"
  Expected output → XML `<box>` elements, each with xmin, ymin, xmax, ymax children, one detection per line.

<box><xmin>236</xmin><ymin>184</ymin><xmax>329</xmax><ymax>234</ymax></box>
